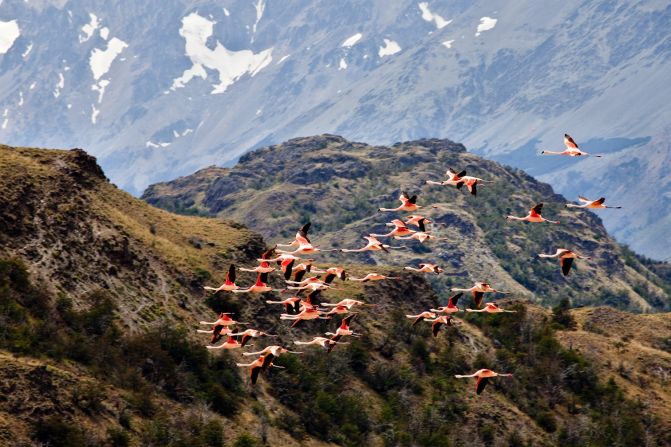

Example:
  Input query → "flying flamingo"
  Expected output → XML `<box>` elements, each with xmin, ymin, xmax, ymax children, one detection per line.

<box><xmin>455</xmin><ymin>369</ymin><xmax>513</xmax><ymax>395</ymax></box>
<box><xmin>280</xmin><ymin>307</ymin><xmax>330</xmax><ymax>327</ymax></box>
<box><xmin>236</xmin><ymin>355</ymin><xmax>285</xmax><ymax>384</ymax></box>
<box><xmin>451</xmin><ymin>282</ymin><xmax>508</xmax><ymax>308</ymax></box>
<box><xmin>430</xmin><ymin>293</ymin><xmax>463</xmax><ymax>314</ymax></box>
<box><xmin>203</xmin><ymin>264</ymin><xmax>239</xmax><ymax>293</ymax></box>
<box><xmin>426</xmin><ymin>168</ymin><xmax>467</xmax><ymax>188</ymax></box>
<box><xmin>285</xmin><ymin>260</ymin><xmax>314</xmax><ymax>281</ymax></box>
<box><xmin>428</xmin><ymin>315</ymin><xmax>457</xmax><ymax>337</ymax></box>
<box><xmin>538</xmin><ymin>248</ymin><xmax>591</xmax><ymax>276</ymax></box>
<box><xmin>371</xmin><ymin>219</ymin><xmax>416</xmax><ymax>238</ymax></box>
<box><xmin>198</xmin><ymin>312</ymin><xmax>246</xmax><ymax>344</ymax></box>
<box><xmin>266</xmin><ymin>296</ymin><xmax>302</xmax><ymax>314</ymax></box>
<box><xmin>541</xmin><ymin>134</ymin><xmax>603</xmax><ymax>157</ymax></box>
<box><xmin>348</xmin><ymin>273</ymin><xmax>401</xmax><ymax>282</ymax></box>
<box><xmin>240</xmin><ymin>248</ymin><xmax>277</xmax><ymax>273</ymax></box>
<box><xmin>379</xmin><ymin>191</ymin><xmax>436</xmax><ymax>213</ymax></box>
<box><xmin>243</xmin><ymin>345</ymin><xmax>302</xmax><ymax>371</ymax></box>
<box><xmin>565</xmin><ymin>196</ymin><xmax>622</xmax><ymax>209</ymax></box>
<box><xmin>466</xmin><ymin>302</ymin><xmax>517</xmax><ymax>313</ymax></box>
<box><xmin>277</xmin><ymin>222</ymin><xmax>312</xmax><ymax>248</ymax></box>
<box><xmin>506</xmin><ymin>203</ymin><xmax>560</xmax><ymax>224</ymax></box>
<box><xmin>320</xmin><ymin>298</ymin><xmax>373</xmax><ymax>310</ymax></box>
<box><xmin>310</xmin><ymin>267</ymin><xmax>347</xmax><ymax>283</ymax></box>
<box><xmin>228</xmin><ymin>329</ymin><xmax>277</xmax><ymax>347</ymax></box>
<box><xmin>232</xmin><ymin>272</ymin><xmax>283</xmax><ymax>294</ymax></box>
<box><xmin>294</xmin><ymin>337</ymin><xmax>348</xmax><ymax>350</ymax></box>
<box><xmin>406</xmin><ymin>311</ymin><xmax>437</xmax><ymax>326</ymax></box>
<box><xmin>404</xmin><ymin>263</ymin><xmax>444</xmax><ymax>274</ymax></box>
<box><xmin>395</xmin><ymin>232</ymin><xmax>447</xmax><ymax>243</ymax></box>
<box><xmin>404</xmin><ymin>215</ymin><xmax>432</xmax><ymax>232</ymax></box>
<box><xmin>322</xmin><ymin>304</ymin><xmax>350</xmax><ymax>316</ymax></box>
<box><xmin>341</xmin><ymin>235</ymin><xmax>406</xmax><ymax>253</ymax></box>
<box><xmin>325</xmin><ymin>315</ymin><xmax>360</xmax><ymax>352</ymax></box>
<box><xmin>206</xmin><ymin>335</ymin><xmax>242</xmax><ymax>350</ymax></box>
<box><xmin>277</xmin><ymin>240</ymin><xmax>338</xmax><ymax>256</ymax></box>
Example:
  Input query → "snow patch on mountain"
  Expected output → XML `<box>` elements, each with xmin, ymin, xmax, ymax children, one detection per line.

<box><xmin>171</xmin><ymin>12</ymin><xmax>273</xmax><ymax>94</ymax></box>
<box><xmin>89</xmin><ymin>37</ymin><xmax>127</xmax><ymax>80</ymax></box>
<box><xmin>252</xmin><ymin>0</ymin><xmax>265</xmax><ymax>38</ymax></box>
<box><xmin>53</xmin><ymin>72</ymin><xmax>65</xmax><ymax>98</ymax></box>
<box><xmin>475</xmin><ymin>16</ymin><xmax>497</xmax><ymax>36</ymax></box>
<box><xmin>91</xmin><ymin>104</ymin><xmax>99</xmax><ymax>124</ymax></box>
<box><xmin>223</xmin><ymin>8</ymin><xmax>230</xmax><ymax>17</ymax></box>
<box><xmin>1</xmin><ymin>108</ymin><xmax>8</xmax><ymax>129</ymax></box>
<box><xmin>91</xmin><ymin>79</ymin><xmax>110</xmax><ymax>103</ymax></box>
<box><xmin>441</xmin><ymin>39</ymin><xmax>454</xmax><ymax>48</ymax></box>
<box><xmin>100</xmin><ymin>26</ymin><xmax>109</xmax><ymax>40</ymax></box>
<box><xmin>338</xmin><ymin>57</ymin><xmax>347</xmax><ymax>70</ymax></box>
<box><xmin>21</xmin><ymin>42</ymin><xmax>32</xmax><ymax>58</ymax></box>
<box><xmin>378</xmin><ymin>38</ymin><xmax>401</xmax><ymax>57</ymax></box>
<box><xmin>342</xmin><ymin>33</ymin><xmax>362</xmax><ymax>48</ymax></box>
<box><xmin>418</xmin><ymin>3</ymin><xmax>451</xmax><ymax>29</ymax></box>
<box><xmin>0</xmin><ymin>20</ymin><xmax>20</xmax><ymax>54</ymax></box>
<box><xmin>79</xmin><ymin>13</ymin><xmax>100</xmax><ymax>43</ymax></box>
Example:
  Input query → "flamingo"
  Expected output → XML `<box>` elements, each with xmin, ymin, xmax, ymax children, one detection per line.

<box><xmin>426</xmin><ymin>169</ymin><xmax>492</xmax><ymax>196</ymax></box>
<box><xmin>379</xmin><ymin>191</ymin><xmax>436</xmax><ymax>213</ymax></box>
<box><xmin>243</xmin><ymin>345</ymin><xmax>302</xmax><ymax>371</ymax></box>
<box><xmin>455</xmin><ymin>369</ymin><xmax>513</xmax><ymax>395</ymax></box>
<box><xmin>404</xmin><ymin>263</ymin><xmax>444</xmax><ymax>274</ymax></box>
<box><xmin>277</xmin><ymin>240</ymin><xmax>338</xmax><ymax>255</ymax></box>
<box><xmin>506</xmin><ymin>203</ymin><xmax>560</xmax><ymax>224</ymax></box>
<box><xmin>280</xmin><ymin>307</ymin><xmax>330</xmax><ymax>327</ymax></box>
<box><xmin>277</xmin><ymin>222</ymin><xmax>312</xmax><ymax>248</ymax></box>
<box><xmin>206</xmin><ymin>335</ymin><xmax>242</xmax><ymax>350</ymax></box>
<box><xmin>565</xmin><ymin>196</ymin><xmax>622</xmax><ymax>209</ymax></box>
<box><xmin>236</xmin><ymin>355</ymin><xmax>285</xmax><ymax>384</ymax></box>
<box><xmin>320</xmin><ymin>298</ymin><xmax>372</xmax><ymax>310</ymax></box>
<box><xmin>311</xmin><ymin>267</ymin><xmax>347</xmax><ymax>284</ymax></box>
<box><xmin>430</xmin><ymin>293</ymin><xmax>463</xmax><ymax>314</ymax></box>
<box><xmin>325</xmin><ymin>315</ymin><xmax>360</xmax><ymax>339</ymax></box>
<box><xmin>232</xmin><ymin>272</ymin><xmax>283</xmax><ymax>294</ymax></box>
<box><xmin>538</xmin><ymin>248</ymin><xmax>591</xmax><ymax>276</ymax></box>
<box><xmin>395</xmin><ymin>232</ymin><xmax>447</xmax><ymax>243</ymax></box>
<box><xmin>451</xmin><ymin>282</ymin><xmax>508</xmax><ymax>308</ymax></box>
<box><xmin>294</xmin><ymin>337</ymin><xmax>348</xmax><ymax>350</ymax></box>
<box><xmin>348</xmin><ymin>273</ymin><xmax>400</xmax><ymax>282</ymax></box>
<box><xmin>228</xmin><ymin>329</ymin><xmax>277</xmax><ymax>347</ymax></box>
<box><xmin>426</xmin><ymin>168</ymin><xmax>467</xmax><ymax>188</ymax></box>
<box><xmin>404</xmin><ymin>215</ymin><xmax>432</xmax><ymax>232</ymax></box>
<box><xmin>203</xmin><ymin>264</ymin><xmax>239</xmax><ymax>293</ymax></box>
<box><xmin>198</xmin><ymin>312</ymin><xmax>246</xmax><ymax>344</ymax></box>
<box><xmin>285</xmin><ymin>260</ymin><xmax>314</xmax><ymax>282</ymax></box>
<box><xmin>240</xmin><ymin>248</ymin><xmax>277</xmax><ymax>273</ymax></box>
<box><xmin>285</xmin><ymin>278</ymin><xmax>332</xmax><ymax>292</ymax></box>
<box><xmin>406</xmin><ymin>311</ymin><xmax>437</xmax><ymax>326</ymax></box>
<box><xmin>466</xmin><ymin>302</ymin><xmax>517</xmax><ymax>313</ymax></box>
<box><xmin>266</xmin><ymin>296</ymin><xmax>302</xmax><ymax>314</ymax></box>
<box><xmin>371</xmin><ymin>219</ymin><xmax>416</xmax><ymax>238</ymax></box>
<box><xmin>428</xmin><ymin>315</ymin><xmax>456</xmax><ymax>337</ymax></box>
<box><xmin>541</xmin><ymin>134</ymin><xmax>603</xmax><ymax>158</ymax></box>
<box><xmin>322</xmin><ymin>304</ymin><xmax>350</xmax><ymax>315</ymax></box>
<box><xmin>341</xmin><ymin>235</ymin><xmax>406</xmax><ymax>253</ymax></box>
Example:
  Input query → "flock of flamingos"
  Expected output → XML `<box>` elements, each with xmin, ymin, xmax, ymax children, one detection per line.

<box><xmin>197</xmin><ymin>134</ymin><xmax>617</xmax><ymax>394</ymax></box>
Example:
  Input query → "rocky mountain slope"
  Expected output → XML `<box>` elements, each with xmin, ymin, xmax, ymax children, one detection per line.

<box><xmin>1</xmin><ymin>0</ymin><xmax>670</xmax><ymax>258</ymax></box>
<box><xmin>143</xmin><ymin>135</ymin><xmax>671</xmax><ymax>313</ymax></box>
<box><xmin>2</xmin><ymin>143</ymin><xmax>670</xmax><ymax>446</ymax></box>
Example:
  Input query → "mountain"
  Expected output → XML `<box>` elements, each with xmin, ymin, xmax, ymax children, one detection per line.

<box><xmin>143</xmin><ymin>134</ymin><xmax>671</xmax><ymax>312</ymax></box>
<box><xmin>3</xmin><ymin>143</ymin><xmax>671</xmax><ymax>446</ymax></box>
<box><xmin>1</xmin><ymin>0</ymin><xmax>670</xmax><ymax>258</ymax></box>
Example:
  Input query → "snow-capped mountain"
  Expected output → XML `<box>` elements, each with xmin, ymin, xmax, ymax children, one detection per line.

<box><xmin>1</xmin><ymin>0</ymin><xmax>670</xmax><ymax>258</ymax></box>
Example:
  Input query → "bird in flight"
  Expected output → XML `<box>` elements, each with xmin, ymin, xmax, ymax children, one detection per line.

<box><xmin>506</xmin><ymin>203</ymin><xmax>560</xmax><ymax>224</ymax></box>
<box><xmin>538</xmin><ymin>248</ymin><xmax>591</xmax><ymax>276</ymax></box>
<box><xmin>540</xmin><ymin>133</ymin><xmax>603</xmax><ymax>157</ymax></box>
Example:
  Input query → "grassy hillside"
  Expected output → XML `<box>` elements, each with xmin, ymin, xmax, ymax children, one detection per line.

<box><xmin>143</xmin><ymin>135</ymin><xmax>671</xmax><ymax>312</ymax></box>
<box><xmin>1</xmin><ymin>142</ymin><xmax>670</xmax><ymax>446</ymax></box>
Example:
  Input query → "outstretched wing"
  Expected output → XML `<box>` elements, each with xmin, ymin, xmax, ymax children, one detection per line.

<box><xmin>564</xmin><ymin>134</ymin><xmax>579</xmax><ymax>149</ymax></box>
<box><xmin>594</xmin><ymin>197</ymin><xmax>606</xmax><ymax>205</ymax></box>
<box><xmin>475</xmin><ymin>376</ymin><xmax>489</xmax><ymax>395</ymax></box>
<box><xmin>473</xmin><ymin>291</ymin><xmax>484</xmax><ymax>308</ymax></box>
<box><xmin>449</xmin><ymin>292</ymin><xmax>463</xmax><ymax>307</ymax></box>
<box><xmin>418</xmin><ymin>218</ymin><xmax>426</xmax><ymax>232</ymax></box>
<box><xmin>261</xmin><ymin>353</ymin><xmax>275</xmax><ymax>371</ymax></box>
<box><xmin>283</xmin><ymin>259</ymin><xmax>295</xmax><ymax>280</ymax></box>
<box><xmin>560</xmin><ymin>257</ymin><xmax>574</xmax><ymax>277</ymax></box>
<box><xmin>409</xmin><ymin>195</ymin><xmax>418</xmax><ymax>204</ymax></box>
<box><xmin>578</xmin><ymin>196</ymin><xmax>590</xmax><ymax>203</ymax></box>
<box><xmin>298</xmin><ymin>222</ymin><xmax>311</xmax><ymax>243</ymax></box>
<box><xmin>250</xmin><ymin>365</ymin><xmax>262</xmax><ymax>384</ymax></box>
<box><xmin>226</xmin><ymin>264</ymin><xmax>236</xmax><ymax>284</ymax></box>
<box><xmin>531</xmin><ymin>203</ymin><xmax>544</xmax><ymax>215</ymax></box>
<box><xmin>432</xmin><ymin>321</ymin><xmax>443</xmax><ymax>337</ymax></box>
<box><xmin>457</xmin><ymin>170</ymin><xmax>467</xmax><ymax>178</ymax></box>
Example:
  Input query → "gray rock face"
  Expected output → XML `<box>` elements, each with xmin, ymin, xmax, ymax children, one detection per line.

<box><xmin>1</xmin><ymin>0</ymin><xmax>669</xmax><ymax>257</ymax></box>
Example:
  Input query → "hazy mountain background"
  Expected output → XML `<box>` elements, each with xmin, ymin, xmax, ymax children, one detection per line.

<box><xmin>1</xmin><ymin>0</ymin><xmax>670</xmax><ymax>258</ymax></box>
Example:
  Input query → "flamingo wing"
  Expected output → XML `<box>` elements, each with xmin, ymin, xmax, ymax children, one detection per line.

<box><xmin>564</xmin><ymin>133</ymin><xmax>579</xmax><ymax>149</ymax></box>
<box><xmin>432</xmin><ymin>320</ymin><xmax>443</xmax><ymax>337</ymax></box>
<box><xmin>449</xmin><ymin>292</ymin><xmax>463</xmax><ymax>307</ymax></box>
<box><xmin>594</xmin><ymin>197</ymin><xmax>606</xmax><ymax>205</ymax></box>
<box><xmin>241</xmin><ymin>334</ymin><xmax>252</xmax><ymax>347</ymax></box>
<box><xmin>560</xmin><ymin>257</ymin><xmax>574</xmax><ymax>277</ymax></box>
<box><xmin>473</xmin><ymin>291</ymin><xmax>484</xmax><ymax>308</ymax></box>
<box><xmin>475</xmin><ymin>376</ymin><xmax>489</xmax><ymax>395</ymax></box>
<box><xmin>531</xmin><ymin>203</ymin><xmax>544</xmax><ymax>215</ymax></box>
<box><xmin>298</xmin><ymin>222</ymin><xmax>311</xmax><ymax>242</ymax></box>
<box><xmin>409</xmin><ymin>195</ymin><xmax>418</xmax><ymax>204</ymax></box>
<box><xmin>226</xmin><ymin>264</ymin><xmax>236</xmax><ymax>284</ymax></box>
<box><xmin>250</xmin><ymin>365</ymin><xmax>262</xmax><ymax>384</ymax></box>
<box><xmin>261</xmin><ymin>353</ymin><xmax>275</xmax><ymax>371</ymax></box>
